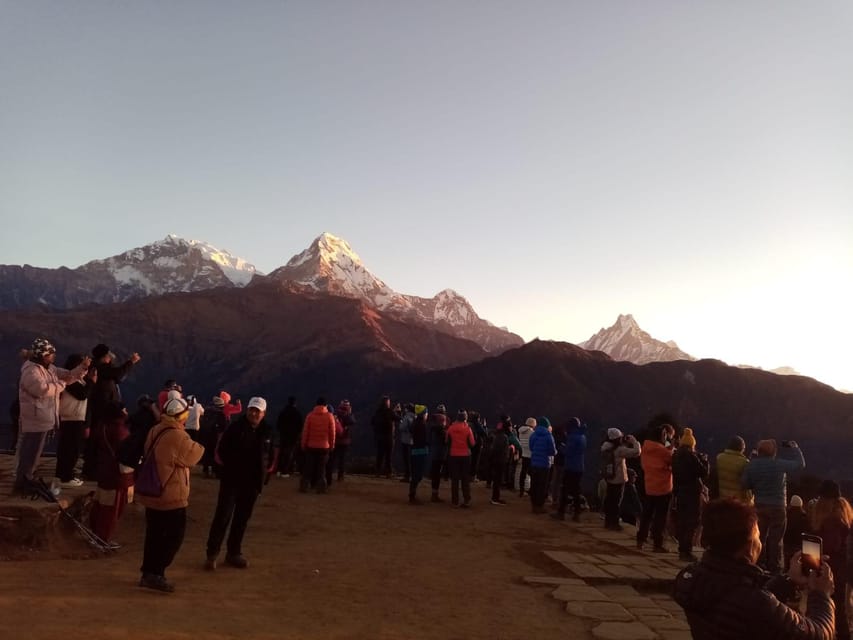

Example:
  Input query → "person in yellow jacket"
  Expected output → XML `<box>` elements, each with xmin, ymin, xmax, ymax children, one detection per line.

<box><xmin>136</xmin><ymin>393</ymin><xmax>204</xmax><ymax>593</ymax></box>
<box><xmin>716</xmin><ymin>436</ymin><xmax>753</xmax><ymax>504</ymax></box>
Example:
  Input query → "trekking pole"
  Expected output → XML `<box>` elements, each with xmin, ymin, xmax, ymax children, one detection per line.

<box><xmin>30</xmin><ymin>479</ymin><xmax>115</xmax><ymax>553</ymax></box>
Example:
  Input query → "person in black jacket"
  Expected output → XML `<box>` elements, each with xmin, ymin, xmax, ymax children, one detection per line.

<box><xmin>204</xmin><ymin>397</ymin><xmax>279</xmax><ymax>570</ymax></box>
<box><xmin>672</xmin><ymin>427</ymin><xmax>710</xmax><ymax>561</ymax></box>
<box><xmin>675</xmin><ymin>498</ymin><xmax>835</xmax><ymax>640</ymax></box>
<box><xmin>83</xmin><ymin>344</ymin><xmax>140</xmax><ymax>479</ymax></box>
<box><xmin>371</xmin><ymin>396</ymin><xmax>395</xmax><ymax>478</ymax></box>
<box><xmin>489</xmin><ymin>417</ymin><xmax>512</xmax><ymax>505</ymax></box>
<box><xmin>275</xmin><ymin>396</ymin><xmax>303</xmax><ymax>477</ymax></box>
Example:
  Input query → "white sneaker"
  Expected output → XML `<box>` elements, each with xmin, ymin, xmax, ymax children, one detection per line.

<box><xmin>61</xmin><ymin>478</ymin><xmax>84</xmax><ymax>488</ymax></box>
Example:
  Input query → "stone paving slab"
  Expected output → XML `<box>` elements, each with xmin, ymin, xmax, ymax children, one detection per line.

<box><xmin>656</xmin><ymin>630</ymin><xmax>693</xmax><ymax>640</ymax></box>
<box><xmin>596</xmin><ymin>584</ymin><xmax>640</xmax><ymax>598</ymax></box>
<box><xmin>551</xmin><ymin>584</ymin><xmax>612</xmax><ymax>603</ymax></box>
<box><xmin>644</xmin><ymin>617</ymin><xmax>691</xmax><ymax>632</ymax></box>
<box><xmin>566</xmin><ymin>601</ymin><xmax>634</xmax><ymax>622</ymax></box>
<box><xmin>611</xmin><ymin>596</ymin><xmax>663</xmax><ymax>609</ymax></box>
<box><xmin>523</xmin><ymin>575</ymin><xmax>587</xmax><ymax>586</ymax></box>
<box><xmin>564</xmin><ymin>562</ymin><xmax>617</xmax><ymax>579</ymax></box>
<box><xmin>600</xmin><ymin>564</ymin><xmax>651</xmax><ymax>580</ymax></box>
<box><xmin>591</xmin><ymin>621</ymin><xmax>658</xmax><ymax>640</ymax></box>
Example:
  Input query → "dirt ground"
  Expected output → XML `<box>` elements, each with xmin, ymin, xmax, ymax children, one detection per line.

<box><xmin>0</xmin><ymin>467</ymin><xmax>626</xmax><ymax>640</ymax></box>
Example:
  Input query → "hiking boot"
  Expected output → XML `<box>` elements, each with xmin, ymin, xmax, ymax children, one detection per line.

<box><xmin>491</xmin><ymin>499</ymin><xmax>507</xmax><ymax>506</ymax></box>
<box><xmin>430</xmin><ymin>494</ymin><xmax>444</xmax><ymax>503</ymax></box>
<box><xmin>550</xmin><ymin>512</ymin><xmax>565</xmax><ymax>521</ymax></box>
<box><xmin>606</xmin><ymin>523</ymin><xmax>624</xmax><ymax>531</ymax></box>
<box><xmin>225</xmin><ymin>554</ymin><xmax>249</xmax><ymax>569</ymax></box>
<box><xmin>653</xmin><ymin>545</ymin><xmax>670</xmax><ymax>553</ymax></box>
<box><xmin>204</xmin><ymin>556</ymin><xmax>217</xmax><ymax>571</ymax></box>
<box><xmin>139</xmin><ymin>573</ymin><xmax>175</xmax><ymax>593</ymax></box>
<box><xmin>679</xmin><ymin>552</ymin><xmax>699</xmax><ymax>562</ymax></box>
<box><xmin>636</xmin><ymin>540</ymin><xmax>644</xmax><ymax>551</ymax></box>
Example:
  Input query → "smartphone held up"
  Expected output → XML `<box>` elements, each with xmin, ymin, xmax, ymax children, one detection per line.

<box><xmin>801</xmin><ymin>534</ymin><xmax>822</xmax><ymax>574</ymax></box>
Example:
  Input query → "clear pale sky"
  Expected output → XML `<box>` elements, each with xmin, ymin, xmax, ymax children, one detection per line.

<box><xmin>1</xmin><ymin>2</ymin><xmax>852</xmax><ymax>391</ymax></box>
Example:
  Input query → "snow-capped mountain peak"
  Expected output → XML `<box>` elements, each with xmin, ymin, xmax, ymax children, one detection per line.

<box><xmin>580</xmin><ymin>314</ymin><xmax>693</xmax><ymax>365</ymax></box>
<box><xmin>269</xmin><ymin>234</ymin><xmax>522</xmax><ymax>352</ymax></box>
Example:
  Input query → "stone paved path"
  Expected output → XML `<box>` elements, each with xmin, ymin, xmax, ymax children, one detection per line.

<box><xmin>523</xmin><ymin>518</ymin><xmax>693</xmax><ymax>640</ymax></box>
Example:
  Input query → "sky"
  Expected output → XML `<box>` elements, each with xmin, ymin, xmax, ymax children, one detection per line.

<box><xmin>1</xmin><ymin>2</ymin><xmax>852</xmax><ymax>391</ymax></box>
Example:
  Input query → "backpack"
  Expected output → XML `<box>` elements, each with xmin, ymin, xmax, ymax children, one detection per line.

<box><xmin>134</xmin><ymin>428</ymin><xmax>175</xmax><ymax>498</ymax></box>
<box><xmin>601</xmin><ymin>445</ymin><xmax>617</xmax><ymax>482</ymax></box>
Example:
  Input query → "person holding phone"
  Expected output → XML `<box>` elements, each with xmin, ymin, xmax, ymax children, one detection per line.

<box><xmin>810</xmin><ymin>480</ymin><xmax>852</xmax><ymax>639</ymax></box>
<box><xmin>675</xmin><ymin>498</ymin><xmax>836</xmax><ymax>640</ymax></box>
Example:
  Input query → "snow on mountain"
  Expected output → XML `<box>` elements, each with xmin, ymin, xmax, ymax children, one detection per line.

<box><xmin>268</xmin><ymin>232</ymin><xmax>522</xmax><ymax>352</ymax></box>
<box><xmin>0</xmin><ymin>235</ymin><xmax>259</xmax><ymax>311</ymax></box>
<box><xmin>580</xmin><ymin>314</ymin><xmax>694</xmax><ymax>364</ymax></box>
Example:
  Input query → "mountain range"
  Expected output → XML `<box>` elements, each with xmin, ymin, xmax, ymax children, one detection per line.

<box><xmin>0</xmin><ymin>232</ymin><xmax>850</xmax><ymax>483</ymax></box>
<box><xmin>580</xmin><ymin>314</ymin><xmax>694</xmax><ymax>364</ymax></box>
<box><xmin>0</xmin><ymin>232</ymin><xmax>522</xmax><ymax>355</ymax></box>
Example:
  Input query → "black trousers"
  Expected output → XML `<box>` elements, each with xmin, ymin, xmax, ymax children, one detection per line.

<box><xmin>557</xmin><ymin>470</ymin><xmax>583</xmax><ymax>516</ymax></box>
<box><xmin>637</xmin><ymin>493</ymin><xmax>672</xmax><ymax>548</ymax></box>
<box><xmin>142</xmin><ymin>507</ymin><xmax>186</xmax><ymax>577</ymax></box>
<box><xmin>448</xmin><ymin>456</ymin><xmax>471</xmax><ymax>505</ymax></box>
<box><xmin>529</xmin><ymin>467</ymin><xmax>550</xmax><ymax>508</ymax></box>
<box><xmin>469</xmin><ymin>444</ymin><xmax>482</xmax><ymax>480</ymax></box>
<box><xmin>277</xmin><ymin>443</ymin><xmax>298</xmax><ymax>474</ymax></box>
<box><xmin>206</xmin><ymin>483</ymin><xmax>258</xmax><ymax>558</ymax></box>
<box><xmin>430</xmin><ymin>457</ymin><xmax>445</xmax><ymax>492</ymax></box>
<box><xmin>518</xmin><ymin>457</ymin><xmax>531</xmax><ymax>495</ymax></box>
<box><xmin>604</xmin><ymin>482</ymin><xmax>625</xmax><ymax>527</ymax></box>
<box><xmin>491</xmin><ymin>462</ymin><xmax>506</xmax><ymax>501</ymax></box>
<box><xmin>55</xmin><ymin>420</ymin><xmax>85</xmax><ymax>482</ymax></box>
<box><xmin>375</xmin><ymin>435</ymin><xmax>392</xmax><ymax>475</ymax></box>
<box><xmin>301</xmin><ymin>448</ymin><xmax>330</xmax><ymax>492</ymax></box>
<box><xmin>399</xmin><ymin>443</ymin><xmax>412</xmax><ymax>479</ymax></box>
<box><xmin>676</xmin><ymin>494</ymin><xmax>701</xmax><ymax>554</ymax></box>
<box><xmin>325</xmin><ymin>445</ymin><xmax>348</xmax><ymax>485</ymax></box>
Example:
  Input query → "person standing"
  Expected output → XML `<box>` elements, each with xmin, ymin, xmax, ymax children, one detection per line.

<box><xmin>397</xmin><ymin>403</ymin><xmax>415</xmax><ymax>482</ymax></box>
<box><xmin>549</xmin><ymin>421</ymin><xmax>568</xmax><ymax>505</ymax></box>
<box><xmin>528</xmin><ymin>417</ymin><xmax>557</xmax><ymax>514</ymax></box>
<box><xmin>16</xmin><ymin>339</ymin><xmax>90</xmax><ymax>493</ymax></box>
<box><xmin>137</xmin><ymin>394</ymin><xmax>204</xmax><ymax>592</ymax></box>
<box><xmin>184</xmin><ymin>395</ymin><xmax>204</xmax><ymax>443</ymax></box>
<box><xmin>205</xmin><ymin>397</ymin><xmax>277</xmax><ymax>570</ymax></box>
<box><xmin>636</xmin><ymin>423</ymin><xmax>675</xmax><ymax>551</ymax></box>
<box><xmin>84</xmin><ymin>344</ymin><xmax>140</xmax><ymax>479</ymax></box>
<box><xmin>742</xmin><ymin>439</ymin><xmax>806</xmax><ymax>573</ymax></box>
<box><xmin>488</xmin><ymin>417</ymin><xmax>512</xmax><ymax>505</ymax></box>
<box><xmin>552</xmin><ymin>417</ymin><xmax>587</xmax><ymax>522</ymax></box>
<box><xmin>672</xmin><ymin>428</ymin><xmax>710</xmax><ymax>561</ymax></box>
<box><xmin>446</xmin><ymin>410</ymin><xmax>476</xmax><ymax>508</ymax></box>
<box><xmin>200</xmin><ymin>395</ymin><xmax>227</xmax><ymax>478</ymax></box>
<box><xmin>328</xmin><ymin>400</ymin><xmax>354</xmax><ymax>483</ymax></box>
<box><xmin>89</xmin><ymin>401</ymin><xmax>134</xmax><ymax>546</ymax></box>
<box><xmin>784</xmin><ymin>495</ymin><xmax>809</xmax><ymax>571</ymax></box>
<box><xmin>517</xmin><ymin>417</ymin><xmax>536</xmax><ymax>497</ymax></box>
<box><xmin>428</xmin><ymin>404</ymin><xmax>449</xmax><ymax>502</ymax></box>
<box><xmin>371</xmin><ymin>396</ymin><xmax>395</xmax><ymax>478</ymax></box>
<box><xmin>716</xmin><ymin>436</ymin><xmax>753</xmax><ymax>503</ymax></box>
<box><xmin>299</xmin><ymin>398</ymin><xmax>336</xmax><ymax>493</ymax></box>
<box><xmin>600</xmin><ymin>428</ymin><xmax>641</xmax><ymax>530</ymax></box>
<box><xmin>55</xmin><ymin>354</ymin><xmax>96</xmax><ymax>487</ymax></box>
<box><xmin>275</xmin><ymin>396</ymin><xmax>303</xmax><ymax>478</ymax></box>
<box><xmin>408</xmin><ymin>405</ymin><xmax>429</xmax><ymax>504</ymax></box>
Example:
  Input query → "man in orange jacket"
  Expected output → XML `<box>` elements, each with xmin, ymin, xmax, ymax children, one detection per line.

<box><xmin>300</xmin><ymin>397</ymin><xmax>336</xmax><ymax>494</ymax></box>
<box><xmin>636</xmin><ymin>423</ymin><xmax>675</xmax><ymax>552</ymax></box>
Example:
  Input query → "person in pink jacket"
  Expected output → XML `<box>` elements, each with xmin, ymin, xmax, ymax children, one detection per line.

<box><xmin>16</xmin><ymin>338</ymin><xmax>90</xmax><ymax>493</ymax></box>
<box><xmin>299</xmin><ymin>397</ymin><xmax>336</xmax><ymax>494</ymax></box>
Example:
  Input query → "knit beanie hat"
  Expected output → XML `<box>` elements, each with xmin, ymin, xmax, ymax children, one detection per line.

<box><xmin>607</xmin><ymin>428</ymin><xmax>623</xmax><ymax>440</ymax></box>
<box><xmin>537</xmin><ymin>416</ymin><xmax>551</xmax><ymax>428</ymax></box>
<box><xmin>525</xmin><ymin>417</ymin><xmax>537</xmax><ymax>428</ymax></box>
<box><xmin>414</xmin><ymin>404</ymin><xmax>427</xmax><ymax>416</ymax></box>
<box><xmin>790</xmin><ymin>495</ymin><xmax>804</xmax><ymax>508</ymax></box>
<box><xmin>164</xmin><ymin>396</ymin><xmax>189</xmax><ymax>417</ymax></box>
<box><xmin>31</xmin><ymin>337</ymin><xmax>56</xmax><ymax>358</ymax></box>
<box><xmin>680</xmin><ymin>427</ymin><xmax>696</xmax><ymax>448</ymax></box>
<box><xmin>212</xmin><ymin>396</ymin><xmax>225</xmax><ymax>408</ymax></box>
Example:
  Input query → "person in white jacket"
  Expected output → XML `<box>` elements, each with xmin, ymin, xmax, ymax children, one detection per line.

<box><xmin>600</xmin><ymin>427</ymin><xmax>641</xmax><ymax>531</ymax></box>
<box><xmin>16</xmin><ymin>338</ymin><xmax>90</xmax><ymax>493</ymax></box>
<box><xmin>517</xmin><ymin>417</ymin><xmax>536</xmax><ymax>497</ymax></box>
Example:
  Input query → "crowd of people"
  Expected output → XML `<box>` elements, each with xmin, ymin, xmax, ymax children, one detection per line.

<box><xmin>8</xmin><ymin>336</ymin><xmax>852</xmax><ymax>638</ymax></box>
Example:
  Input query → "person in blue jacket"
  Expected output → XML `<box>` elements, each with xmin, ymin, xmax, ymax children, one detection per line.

<box><xmin>528</xmin><ymin>417</ymin><xmax>557</xmax><ymax>514</ymax></box>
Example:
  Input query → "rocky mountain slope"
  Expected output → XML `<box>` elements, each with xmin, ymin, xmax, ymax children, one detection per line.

<box><xmin>580</xmin><ymin>314</ymin><xmax>694</xmax><ymax>364</ymax></box>
<box><xmin>266</xmin><ymin>232</ymin><xmax>523</xmax><ymax>352</ymax></box>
